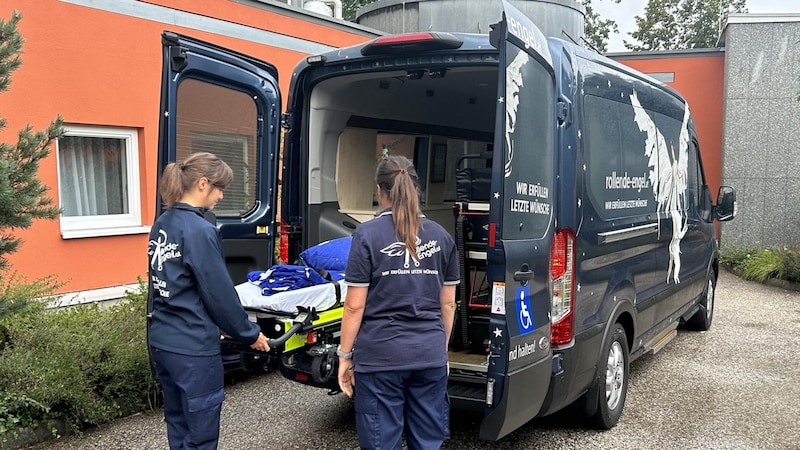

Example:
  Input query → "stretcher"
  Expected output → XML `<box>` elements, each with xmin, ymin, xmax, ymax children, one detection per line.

<box><xmin>220</xmin><ymin>271</ymin><xmax>347</xmax><ymax>391</ymax></box>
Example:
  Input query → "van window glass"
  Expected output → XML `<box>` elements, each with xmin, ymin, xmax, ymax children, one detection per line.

<box><xmin>501</xmin><ymin>43</ymin><xmax>554</xmax><ymax>240</ymax></box>
<box><xmin>688</xmin><ymin>140</ymin><xmax>703</xmax><ymax>212</ymax></box>
<box><xmin>176</xmin><ymin>78</ymin><xmax>259</xmax><ymax>218</ymax></box>
<box><xmin>653</xmin><ymin>112</ymin><xmax>690</xmax><ymax>214</ymax></box>
<box><xmin>584</xmin><ymin>95</ymin><xmax>653</xmax><ymax>220</ymax></box>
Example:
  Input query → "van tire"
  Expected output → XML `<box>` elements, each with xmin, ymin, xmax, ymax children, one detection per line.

<box><xmin>586</xmin><ymin>323</ymin><xmax>629</xmax><ymax>430</ymax></box>
<box><xmin>686</xmin><ymin>272</ymin><xmax>716</xmax><ymax>331</ymax></box>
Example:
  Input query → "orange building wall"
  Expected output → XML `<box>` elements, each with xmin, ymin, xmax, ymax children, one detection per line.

<box><xmin>612</xmin><ymin>54</ymin><xmax>725</xmax><ymax>195</ymax></box>
<box><xmin>0</xmin><ymin>0</ymin><xmax>373</xmax><ymax>295</ymax></box>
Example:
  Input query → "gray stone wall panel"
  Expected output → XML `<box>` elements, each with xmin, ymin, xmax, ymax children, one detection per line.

<box><xmin>721</xmin><ymin>19</ymin><xmax>800</xmax><ymax>248</ymax></box>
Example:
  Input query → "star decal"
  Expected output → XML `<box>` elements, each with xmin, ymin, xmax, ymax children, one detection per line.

<box><xmin>498</xmin><ymin>96</ymin><xmax>504</xmax><ymax>104</ymax></box>
<box><xmin>494</xmin><ymin>192</ymin><xmax>500</xmax><ymax>199</ymax></box>
<box><xmin>577</xmin><ymin>198</ymin><xmax>581</xmax><ymax>208</ymax></box>
<box><xmin>493</xmin><ymin>327</ymin><xmax>503</xmax><ymax>338</ymax></box>
<box><xmin>577</xmin><ymin>283</ymin><xmax>581</xmax><ymax>292</ymax></box>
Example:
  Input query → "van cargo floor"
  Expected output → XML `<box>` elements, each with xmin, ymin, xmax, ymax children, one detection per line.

<box><xmin>448</xmin><ymin>349</ymin><xmax>489</xmax><ymax>372</ymax></box>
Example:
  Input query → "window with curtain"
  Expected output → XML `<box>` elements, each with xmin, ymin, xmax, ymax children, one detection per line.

<box><xmin>56</xmin><ymin>125</ymin><xmax>145</xmax><ymax>238</ymax></box>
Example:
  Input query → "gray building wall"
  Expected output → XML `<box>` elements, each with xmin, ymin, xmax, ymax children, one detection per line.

<box><xmin>356</xmin><ymin>0</ymin><xmax>584</xmax><ymax>40</ymax></box>
<box><xmin>720</xmin><ymin>15</ymin><xmax>800</xmax><ymax>248</ymax></box>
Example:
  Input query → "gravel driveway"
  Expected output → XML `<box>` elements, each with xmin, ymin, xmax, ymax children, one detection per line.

<box><xmin>28</xmin><ymin>269</ymin><xmax>800</xmax><ymax>449</ymax></box>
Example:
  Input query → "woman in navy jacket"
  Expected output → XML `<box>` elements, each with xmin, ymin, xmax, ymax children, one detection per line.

<box><xmin>337</xmin><ymin>155</ymin><xmax>459</xmax><ymax>450</ymax></box>
<box><xmin>147</xmin><ymin>152</ymin><xmax>269</xmax><ymax>450</ymax></box>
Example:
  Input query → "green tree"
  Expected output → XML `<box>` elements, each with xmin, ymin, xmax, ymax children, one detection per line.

<box><xmin>582</xmin><ymin>0</ymin><xmax>621</xmax><ymax>53</ymax></box>
<box><xmin>342</xmin><ymin>0</ymin><xmax>375</xmax><ymax>22</ymax></box>
<box><xmin>626</xmin><ymin>0</ymin><xmax>747</xmax><ymax>51</ymax></box>
<box><xmin>0</xmin><ymin>11</ymin><xmax>63</xmax><ymax>315</ymax></box>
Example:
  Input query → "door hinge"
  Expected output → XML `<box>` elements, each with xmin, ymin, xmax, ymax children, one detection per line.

<box><xmin>170</xmin><ymin>45</ymin><xmax>188</xmax><ymax>73</ymax></box>
<box><xmin>557</xmin><ymin>96</ymin><xmax>572</xmax><ymax>127</ymax></box>
<box><xmin>280</xmin><ymin>113</ymin><xmax>292</xmax><ymax>131</ymax></box>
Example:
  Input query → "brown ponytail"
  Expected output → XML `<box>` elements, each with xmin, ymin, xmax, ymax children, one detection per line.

<box><xmin>159</xmin><ymin>152</ymin><xmax>233</xmax><ymax>208</ymax></box>
<box><xmin>376</xmin><ymin>155</ymin><xmax>422</xmax><ymax>260</ymax></box>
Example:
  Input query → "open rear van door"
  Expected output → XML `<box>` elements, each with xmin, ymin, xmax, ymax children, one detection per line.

<box><xmin>157</xmin><ymin>32</ymin><xmax>281</xmax><ymax>283</ymax></box>
<box><xmin>480</xmin><ymin>1</ymin><xmax>557</xmax><ymax>441</ymax></box>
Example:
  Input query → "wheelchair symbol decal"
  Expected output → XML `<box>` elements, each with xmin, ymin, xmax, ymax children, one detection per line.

<box><xmin>515</xmin><ymin>286</ymin><xmax>534</xmax><ymax>334</ymax></box>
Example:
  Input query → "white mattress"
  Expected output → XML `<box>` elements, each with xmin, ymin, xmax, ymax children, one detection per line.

<box><xmin>235</xmin><ymin>279</ymin><xmax>346</xmax><ymax>314</ymax></box>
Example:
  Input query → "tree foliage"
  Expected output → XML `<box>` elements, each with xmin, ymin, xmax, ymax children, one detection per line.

<box><xmin>625</xmin><ymin>0</ymin><xmax>747</xmax><ymax>51</ymax></box>
<box><xmin>0</xmin><ymin>11</ymin><xmax>63</xmax><ymax>273</ymax></box>
<box><xmin>342</xmin><ymin>0</ymin><xmax>375</xmax><ymax>22</ymax></box>
<box><xmin>582</xmin><ymin>0</ymin><xmax>621</xmax><ymax>53</ymax></box>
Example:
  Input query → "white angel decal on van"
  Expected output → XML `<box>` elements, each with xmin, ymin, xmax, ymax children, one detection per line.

<box><xmin>630</xmin><ymin>90</ymin><xmax>691</xmax><ymax>284</ymax></box>
<box><xmin>504</xmin><ymin>50</ymin><xmax>530</xmax><ymax>178</ymax></box>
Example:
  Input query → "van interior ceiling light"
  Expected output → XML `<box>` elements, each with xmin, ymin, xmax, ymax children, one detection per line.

<box><xmin>406</xmin><ymin>70</ymin><xmax>425</xmax><ymax>80</ymax></box>
<box><xmin>429</xmin><ymin>68</ymin><xmax>448</xmax><ymax>78</ymax></box>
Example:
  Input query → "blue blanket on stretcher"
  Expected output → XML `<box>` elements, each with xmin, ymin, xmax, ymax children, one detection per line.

<box><xmin>247</xmin><ymin>265</ymin><xmax>343</xmax><ymax>296</ymax></box>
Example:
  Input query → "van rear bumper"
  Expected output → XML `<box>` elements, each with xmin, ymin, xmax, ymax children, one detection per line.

<box><xmin>538</xmin><ymin>327</ymin><xmax>604</xmax><ymax>417</ymax></box>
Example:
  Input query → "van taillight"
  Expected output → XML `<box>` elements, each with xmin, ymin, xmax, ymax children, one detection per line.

<box><xmin>360</xmin><ymin>32</ymin><xmax>463</xmax><ymax>56</ymax></box>
<box><xmin>551</xmin><ymin>229</ymin><xmax>575</xmax><ymax>346</ymax></box>
<box><xmin>279</xmin><ymin>220</ymin><xmax>290</xmax><ymax>264</ymax></box>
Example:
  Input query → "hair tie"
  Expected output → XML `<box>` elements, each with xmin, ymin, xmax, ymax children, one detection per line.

<box><xmin>399</xmin><ymin>169</ymin><xmax>407</xmax><ymax>174</ymax></box>
<box><xmin>179</xmin><ymin>163</ymin><xmax>186</xmax><ymax>171</ymax></box>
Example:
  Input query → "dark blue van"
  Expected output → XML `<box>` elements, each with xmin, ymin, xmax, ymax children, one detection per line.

<box><xmin>156</xmin><ymin>0</ymin><xmax>736</xmax><ymax>440</ymax></box>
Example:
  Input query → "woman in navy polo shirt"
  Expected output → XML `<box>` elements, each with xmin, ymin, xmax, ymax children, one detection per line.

<box><xmin>337</xmin><ymin>155</ymin><xmax>460</xmax><ymax>450</ymax></box>
<box><xmin>147</xmin><ymin>152</ymin><xmax>270</xmax><ymax>450</ymax></box>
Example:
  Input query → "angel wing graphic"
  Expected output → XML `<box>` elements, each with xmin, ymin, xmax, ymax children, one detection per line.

<box><xmin>504</xmin><ymin>50</ymin><xmax>530</xmax><ymax>178</ymax></box>
<box><xmin>380</xmin><ymin>238</ymin><xmax>422</xmax><ymax>269</ymax></box>
<box><xmin>630</xmin><ymin>90</ymin><xmax>691</xmax><ymax>284</ymax></box>
<box><xmin>148</xmin><ymin>229</ymin><xmax>168</xmax><ymax>271</ymax></box>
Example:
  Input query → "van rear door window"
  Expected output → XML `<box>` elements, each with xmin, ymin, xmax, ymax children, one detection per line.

<box><xmin>501</xmin><ymin>43</ymin><xmax>554</xmax><ymax>240</ymax></box>
<box><xmin>176</xmin><ymin>78</ymin><xmax>259</xmax><ymax>218</ymax></box>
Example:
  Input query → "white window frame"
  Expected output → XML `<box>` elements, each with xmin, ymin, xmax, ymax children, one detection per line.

<box><xmin>56</xmin><ymin>125</ymin><xmax>149</xmax><ymax>239</ymax></box>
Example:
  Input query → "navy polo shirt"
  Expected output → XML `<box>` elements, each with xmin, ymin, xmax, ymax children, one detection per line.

<box><xmin>147</xmin><ymin>203</ymin><xmax>260</xmax><ymax>356</ymax></box>
<box><xmin>345</xmin><ymin>210</ymin><xmax>460</xmax><ymax>373</ymax></box>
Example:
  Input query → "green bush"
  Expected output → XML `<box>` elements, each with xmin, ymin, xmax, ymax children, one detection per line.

<box><xmin>777</xmin><ymin>246</ymin><xmax>800</xmax><ymax>283</ymax></box>
<box><xmin>741</xmin><ymin>249</ymin><xmax>782</xmax><ymax>283</ymax></box>
<box><xmin>720</xmin><ymin>244</ymin><xmax>800</xmax><ymax>284</ymax></box>
<box><xmin>0</xmin><ymin>278</ymin><xmax>157</xmax><ymax>438</ymax></box>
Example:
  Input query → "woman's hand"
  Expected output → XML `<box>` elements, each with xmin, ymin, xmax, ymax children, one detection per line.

<box><xmin>249</xmin><ymin>332</ymin><xmax>271</xmax><ymax>352</ymax></box>
<box><xmin>338</xmin><ymin>357</ymin><xmax>355</xmax><ymax>397</ymax></box>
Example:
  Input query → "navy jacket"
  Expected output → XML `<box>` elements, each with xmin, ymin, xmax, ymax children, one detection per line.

<box><xmin>147</xmin><ymin>203</ymin><xmax>260</xmax><ymax>356</ymax></box>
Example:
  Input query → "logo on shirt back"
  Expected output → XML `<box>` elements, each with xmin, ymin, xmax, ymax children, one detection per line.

<box><xmin>380</xmin><ymin>237</ymin><xmax>442</xmax><ymax>268</ymax></box>
<box><xmin>148</xmin><ymin>229</ymin><xmax>182</xmax><ymax>271</ymax></box>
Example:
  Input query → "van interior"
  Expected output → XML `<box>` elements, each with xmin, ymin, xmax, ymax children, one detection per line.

<box><xmin>304</xmin><ymin>64</ymin><xmax>500</xmax><ymax>382</ymax></box>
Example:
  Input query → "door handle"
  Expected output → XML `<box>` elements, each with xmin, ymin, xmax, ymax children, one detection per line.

<box><xmin>513</xmin><ymin>264</ymin><xmax>534</xmax><ymax>282</ymax></box>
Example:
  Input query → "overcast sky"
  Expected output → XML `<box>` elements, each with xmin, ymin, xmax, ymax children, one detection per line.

<box><xmin>592</xmin><ymin>0</ymin><xmax>800</xmax><ymax>52</ymax></box>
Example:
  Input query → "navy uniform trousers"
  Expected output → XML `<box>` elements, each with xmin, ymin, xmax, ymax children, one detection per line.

<box><xmin>354</xmin><ymin>366</ymin><xmax>450</xmax><ymax>450</ymax></box>
<box><xmin>151</xmin><ymin>347</ymin><xmax>226</xmax><ymax>450</ymax></box>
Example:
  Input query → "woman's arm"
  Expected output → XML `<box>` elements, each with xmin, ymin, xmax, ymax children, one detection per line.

<box><xmin>337</xmin><ymin>285</ymin><xmax>367</xmax><ymax>397</ymax></box>
<box><xmin>440</xmin><ymin>284</ymin><xmax>456</xmax><ymax>351</ymax></box>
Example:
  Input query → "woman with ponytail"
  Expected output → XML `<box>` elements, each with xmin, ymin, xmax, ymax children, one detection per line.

<box><xmin>147</xmin><ymin>152</ymin><xmax>269</xmax><ymax>450</ymax></box>
<box><xmin>337</xmin><ymin>155</ymin><xmax>460</xmax><ymax>449</ymax></box>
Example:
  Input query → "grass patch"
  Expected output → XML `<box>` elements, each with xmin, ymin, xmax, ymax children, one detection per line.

<box><xmin>720</xmin><ymin>244</ymin><xmax>800</xmax><ymax>285</ymax></box>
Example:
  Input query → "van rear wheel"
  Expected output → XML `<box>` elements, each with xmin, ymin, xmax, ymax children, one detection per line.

<box><xmin>686</xmin><ymin>272</ymin><xmax>716</xmax><ymax>331</ymax></box>
<box><xmin>584</xmin><ymin>323</ymin><xmax>629</xmax><ymax>430</ymax></box>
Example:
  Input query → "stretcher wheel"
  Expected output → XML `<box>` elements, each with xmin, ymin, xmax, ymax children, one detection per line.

<box><xmin>311</xmin><ymin>352</ymin><xmax>336</xmax><ymax>384</ymax></box>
